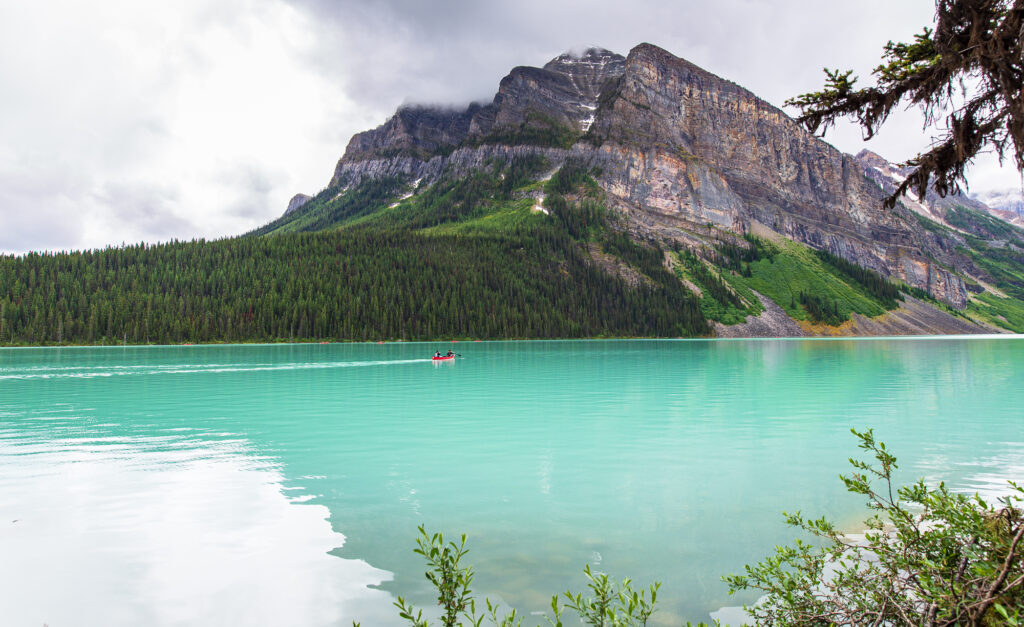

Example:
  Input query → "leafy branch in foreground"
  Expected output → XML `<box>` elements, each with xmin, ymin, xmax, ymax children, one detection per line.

<box><xmin>363</xmin><ymin>524</ymin><xmax>714</xmax><ymax>627</ymax></box>
<box><xmin>786</xmin><ymin>1</ymin><xmax>1024</xmax><ymax>207</ymax></box>
<box><xmin>725</xmin><ymin>428</ymin><xmax>1024</xmax><ymax>626</ymax></box>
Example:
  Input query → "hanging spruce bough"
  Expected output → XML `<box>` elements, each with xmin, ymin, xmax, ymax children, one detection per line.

<box><xmin>786</xmin><ymin>0</ymin><xmax>1024</xmax><ymax>207</ymax></box>
<box><xmin>725</xmin><ymin>429</ymin><xmax>1024</xmax><ymax>626</ymax></box>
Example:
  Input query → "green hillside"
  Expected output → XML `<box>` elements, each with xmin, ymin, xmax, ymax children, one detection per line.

<box><xmin>2</xmin><ymin>158</ymin><xmax>1022</xmax><ymax>346</ymax></box>
<box><xmin>0</xmin><ymin>160</ymin><xmax>706</xmax><ymax>345</ymax></box>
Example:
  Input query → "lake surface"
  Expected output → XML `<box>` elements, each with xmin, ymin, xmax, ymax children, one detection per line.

<box><xmin>2</xmin><ymin>338</ymin><xmax>1022</xmax><ymax>625</ymax></box>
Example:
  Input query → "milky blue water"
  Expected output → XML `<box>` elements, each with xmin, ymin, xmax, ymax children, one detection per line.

<box><xmin>1</xmin><ymin>338</ymin><xmax>1022</xmax><ymax>625</ymax></box>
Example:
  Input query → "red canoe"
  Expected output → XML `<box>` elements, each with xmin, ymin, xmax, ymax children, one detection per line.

<box><xmin>432</xmin><ymin>355</ymin><xmax>455</xmax><ymax>361</ymax></box>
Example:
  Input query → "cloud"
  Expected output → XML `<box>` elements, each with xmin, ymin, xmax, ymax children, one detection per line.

<box><xmin>286</xmin><ymin>0</ymin><xmax>1021</xmax><ymax>191</ymax></box>
<box><xmin>285</xmin><ymin>0</ymin><xmax>929</xmax><ymax>110</ymax></box>
<box><xmin>1</xmin><ymin>0</ymin><xmax>1019</xmax><ymax>254</ymax></box>
<box><xmin>0</xmin><ymin>0</ymin><xmax>366</xmax><ymax>253</ymax></box>
<box><xmin>90</xmin><ymin>180</ymin><xmax>195</xmax><ymax>241</ymax></box>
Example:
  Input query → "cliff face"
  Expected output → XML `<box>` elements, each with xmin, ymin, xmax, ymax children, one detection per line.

<box><xmin>306</xmin><ymin>43</ymin><xmax>1024</xmax><ymax>309</ymax></box>
<box><xmin>336</xmin><ymin>48</ymin><xmax>625</xmax><ymax>173</ymax></box>
<box><xmin>586</xmin><ymin>44</ymin><xmax>968</xmax><ymax>306</ymax></box>
<box><xmin>341</xmin><ymin>105</ymin><xmax>480</xmax><ymax>163</ymax></box>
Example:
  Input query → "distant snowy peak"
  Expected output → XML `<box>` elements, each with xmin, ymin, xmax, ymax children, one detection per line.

<box><xmin>543</xmin><ymin>47</ymin><xmax>624</xmax><ymax>73</ymax></box>
<box><xmin>971</xmin><ymin>188</ymin><xmax>1024</xmax><ymax>220</ymax></box>
<box><xmin>853</xmin><ymin>149</ymin><xmax>1024</xmax><ymax>228</ymax></box>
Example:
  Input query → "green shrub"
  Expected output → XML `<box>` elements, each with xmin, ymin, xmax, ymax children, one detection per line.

<box><xmin>798</xmin><ymin>290</ymin><xmax>847</xmax><ymax>325</ymax></box>
<box><xmin>367</xmin><ymin>525</ymin><xmax>710</xmax><ymax>627</ymax></box>
<box><xmin>726</xmin><ymin>429</ymin><xmax>1024</xmax><ymax>626</ymax></box>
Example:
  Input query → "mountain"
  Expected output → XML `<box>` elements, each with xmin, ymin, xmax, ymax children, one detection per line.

<box><xmin>4</xmin><ymin>44</ymin><xmax>1024</xmax><ymax>346</ymax></box>
<box><xmin>285</xmin><ymin>193</ymin><xmax>313</xmax><ymax>215</ymax></box>
<box><xmin>270</xmin><ymin>43</ymin><xmax>1024</xmax><ymax>335</ymax></box>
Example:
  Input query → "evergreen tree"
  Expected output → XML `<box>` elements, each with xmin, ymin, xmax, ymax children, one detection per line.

<box><xmin>787</xmin><ymin>0</ymin><xmax>1024</xmax><ymax>206</ymax></box>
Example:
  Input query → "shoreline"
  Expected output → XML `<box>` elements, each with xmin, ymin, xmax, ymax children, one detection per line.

<box><xmin>1</xmin><ymin>332</ymin><xmax>1021</xmax><ymax>350</ymax></box>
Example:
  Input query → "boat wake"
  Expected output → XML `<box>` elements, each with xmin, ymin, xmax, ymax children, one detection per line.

<box><xmin>0</xmin><ymin>359</ymin><xmax>431</xmax><ymax>380</ymax></box>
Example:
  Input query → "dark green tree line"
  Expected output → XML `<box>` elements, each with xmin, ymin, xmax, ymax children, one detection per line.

<box><xmin>0</xmin><ymin>227</ymin><xmax>706</xmax><ymax>346</ymax></box>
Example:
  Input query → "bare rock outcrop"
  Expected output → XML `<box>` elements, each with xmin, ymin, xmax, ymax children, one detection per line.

<box><xmin>842</xmin><ymin>295</ymin><xmax>998</xmax><ymax>336</ymax></box>
<box><xmin>285</xmin><ymin>193</ymin><xmax>312</xmax><ymax>216</ymax></box>
<box><xmin>712</xmin><ymin>292</ymin><xmax>807</xmax><ymax>338</ymax></box>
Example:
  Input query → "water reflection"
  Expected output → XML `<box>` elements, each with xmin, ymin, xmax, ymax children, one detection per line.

<box><xmin>0</xmin><ymin>431</ymin><xmax>396</xmax><ymax>627</ymax></box>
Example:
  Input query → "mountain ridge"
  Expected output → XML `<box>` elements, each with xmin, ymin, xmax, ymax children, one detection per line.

<box><xmin>273</xmin><ymin>42</ymin><xmax>1024</xmax><ymax>334</ymax></box>
<box><xmin>290</xmin><ymin>43</ymin><xmax>1024</xmax><ymax>311</ymax></box>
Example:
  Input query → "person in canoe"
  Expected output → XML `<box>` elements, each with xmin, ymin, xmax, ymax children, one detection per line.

<box><xmin>445</xmin><ymin>350</ymin><xmax>454</xmax><ymax>358</ymax></box>
<box><xmin>435</xmin><ymin>351</ymin><xmax>442</xmax><ymax>358</ymax></box>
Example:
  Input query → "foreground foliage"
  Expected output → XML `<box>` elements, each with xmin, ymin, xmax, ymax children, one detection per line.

<box><xmin>377</xmin><ymin>526</ymin><xmax>707</xmax><ymax>627</ymax></box>
<box><xmin>361</xmin><ymin>432</ymin><xmax>1022</xmax><ymax>626</ymax></box>
<box><xmin>726</xmin><ymin>429</ymin><xmax>1024</xmax><ymax>626</ymax></box>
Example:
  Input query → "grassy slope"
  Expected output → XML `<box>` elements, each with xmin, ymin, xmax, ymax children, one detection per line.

<box><xmin>675</xmin><ymin>238</ymin><xmax>899</xmax><ymax>328</ymax></box>
<box><xmin>673</xmin><ymin>252</ymin><xmax>763</xmax><ymax>325</ymax></box>
<box><xmin>742</xmin><ymin>241</ymin><xmax>890</xmax><ymax>321</ymax></box>
<box><xmin>967</xmin><ymin>292</ymin><xmax>1024</xmax><ymax>332</ymax></box>
<box><xmin>912</xmin><ymin>206</ymin><xmax>1024</xmax><ymax>332</ymax></box>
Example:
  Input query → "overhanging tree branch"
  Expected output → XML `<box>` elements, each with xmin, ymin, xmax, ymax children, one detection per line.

<box><xmin>786</xmin><ymin>0</ymin><xmax>1024</xmax><ymax>208</ymax></box>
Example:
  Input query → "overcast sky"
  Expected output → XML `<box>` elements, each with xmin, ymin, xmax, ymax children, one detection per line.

<box><xmin>2</xmin><ymin>0</ymin><xmax>1020</xmax><ymax>254</ymax></box>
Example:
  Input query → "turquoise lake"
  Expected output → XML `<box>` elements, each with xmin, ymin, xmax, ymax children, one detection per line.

<box><xmin>1</xmin><ymin>338</ymin><xmax>1022</xmax><ymax>625</ymax></box>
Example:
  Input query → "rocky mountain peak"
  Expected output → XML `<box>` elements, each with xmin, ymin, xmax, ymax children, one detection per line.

<box><xmin>541</xmin><ymin>46</ymin><xmax>626</xmax><ymax>106</ymax></box>
<box><xmin>851</xmin><ymin>149</ymin><xmax>1016</xmax><ymax>227</ymax></box>
<box><xmin>492</xmin><ymin>47</ymin><xmax>625</xmax><ymax>133</ymax></box>
<box><xmin>542</xmin><ymin>47</ymin><xmax>625</xmax><ymax>76</ymax></box>
<box><xmin>854</xmin><ymin>149</ymin><xmax>890</xmax><ymax>170</ymax></box>
<box><xmin>284</xmin><ymin>193</ymin><xmax>312</xmax><ymax>216</ymax></box>
<box><xmin>338</xmin><ymin>46</ymin><xmax>626</xmax><ymax>167</ymax></box>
